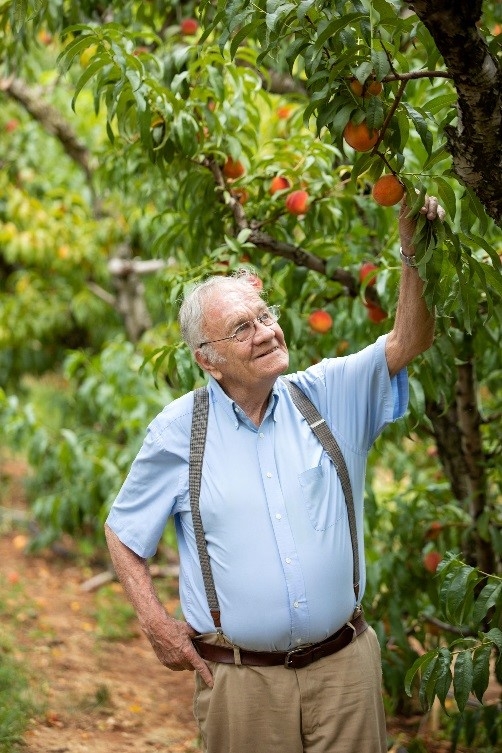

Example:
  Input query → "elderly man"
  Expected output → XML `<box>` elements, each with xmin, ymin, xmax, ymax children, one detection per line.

<box><xmin>105</xmin><ymin>197</ymin><xmax>444</xmax><ymax>753</ymax></box>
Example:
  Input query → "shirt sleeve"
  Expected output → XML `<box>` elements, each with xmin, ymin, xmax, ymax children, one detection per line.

<box><xmin>290</xmin><ymin>334</ymin><xmax>408</xmax><ymax>453</ymax></box>
<box><xmin>105</xmin><ymin>414</ymin><xmax>189</xmax><ymax>558</ymax></box>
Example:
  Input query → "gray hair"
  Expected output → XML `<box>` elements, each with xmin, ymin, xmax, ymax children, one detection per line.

<box><xmin>178</xmin><ymin>269</ymin><xmax>266</xmax><ymax>361</ymax></box>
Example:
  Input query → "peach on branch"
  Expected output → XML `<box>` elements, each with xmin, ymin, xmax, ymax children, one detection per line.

<box><xmin>343</xmin><ymin>121</ymin><xmax>380</xmax><ymax>152</ymax></box>
<box><xmin>285</xmin><ymin>190</ymin><xmax>309</xmax><ymax>215</ymax></box>
<box><xmin>308</xmin><ymin>310</ymin><xmax>333</xmax><ymax>334</ymax></box>
<box><xmin>269</xmin><ymin>176</ymin><xmax>291</xmax><ymax>195</ymax></box>
<box><xmin>223</xmin><ymin>157</ymin><xmax>246</xmax><ymax>180</ymax></box>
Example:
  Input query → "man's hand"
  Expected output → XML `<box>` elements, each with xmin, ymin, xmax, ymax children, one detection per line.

<box><xmin>399</xmin><ymin>195</ymin><xmax>446</xmax><ymax>251</ymax></box>
<box><xmin>104</xmin><ymin>526</ymin><xmax>214</xmax><ymax>687</ymax></box>
<box><xmin>143</xmin><ymin>613</ymin><xmax>214</xmax><ymax>687</ymax></box>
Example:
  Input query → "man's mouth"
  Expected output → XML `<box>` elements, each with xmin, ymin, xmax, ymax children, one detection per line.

<box><xmin>256</xmin><ymin>346</ymin><xmax>279</xmax><ymax>358</ymax></box>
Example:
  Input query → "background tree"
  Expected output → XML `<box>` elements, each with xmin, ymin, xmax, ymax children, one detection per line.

<box><xmin>0</xmin><ymin>0</ymin><xmax>500</xmax><ymax>745</ymax></box>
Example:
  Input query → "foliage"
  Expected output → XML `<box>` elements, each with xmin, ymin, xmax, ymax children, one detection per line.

<box><xmin>0</xmin><ymin>340</ymin><xmax>171</xmax><ymax>547</ymax></box>
<box><xmin>405</xmin><ymin>555</ymin><xmax>502</xmax><ymax>712</ymax></box>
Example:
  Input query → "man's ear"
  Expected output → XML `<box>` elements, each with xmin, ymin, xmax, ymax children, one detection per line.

<box><xmin>195</xmin><ymin>349</ymin><xmax>223</xmax><ymax>381</ymax></box>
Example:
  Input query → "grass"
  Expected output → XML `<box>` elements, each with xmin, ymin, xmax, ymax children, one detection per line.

<box><xmin>0</xmin><ymin>651</ymin><xmax>42</xmax><ymax>753</ymax></box>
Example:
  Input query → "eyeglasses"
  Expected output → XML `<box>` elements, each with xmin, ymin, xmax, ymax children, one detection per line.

<box><xmin>199</xmin><ymin>305</ymin><xmax>280</xmax><ymax>347</ymax></box>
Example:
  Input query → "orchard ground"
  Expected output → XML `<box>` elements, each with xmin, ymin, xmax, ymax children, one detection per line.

<box><xmin>0</xmin><ymin>457</ymin><xmax>484</xmax><ymax>753</ymax></box>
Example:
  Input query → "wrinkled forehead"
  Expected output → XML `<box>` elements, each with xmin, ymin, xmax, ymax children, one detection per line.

<box><xmin>202</xmin><ymin>283</ymin><xmax>264</xmax><ymax>327</ymax></box>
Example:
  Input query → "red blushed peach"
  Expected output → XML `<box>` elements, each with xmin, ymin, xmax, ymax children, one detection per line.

<box><xmin>308</xmin><ymin>309</ymin><xmax>333</xmax><ymax>334</ymax></box>
<box><xmin>285</xmin><ymin>189</ymin><xmax>309</xmax><ymax>215</ymax></box>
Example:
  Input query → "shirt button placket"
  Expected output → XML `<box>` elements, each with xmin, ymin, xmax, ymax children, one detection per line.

<box><xmin>258</xmin><ymin>425</ymin><xmax>307</xmax><ymax>645</ymax></box>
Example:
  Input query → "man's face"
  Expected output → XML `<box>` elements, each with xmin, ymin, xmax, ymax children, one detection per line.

<box><xmin>195</xmin><ymin>288</ymin><xmax>289</xmax><ymax>398</ymax></box>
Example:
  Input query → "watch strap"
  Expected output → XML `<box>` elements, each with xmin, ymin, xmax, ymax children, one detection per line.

<box><xmin>399</xmin><ymin>246</ymin><xmax>419</xmax><ymax>268</ymax></box>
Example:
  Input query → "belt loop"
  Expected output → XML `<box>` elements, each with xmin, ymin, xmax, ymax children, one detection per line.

<box><xmin>233</xmin><ymin>645</ymin><xmax>242</xmax><ymax>666</ymax></box>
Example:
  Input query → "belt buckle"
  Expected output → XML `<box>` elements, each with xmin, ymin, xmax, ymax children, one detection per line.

<box><xmin>284</xmin><ymin>645</ymin><xmax>307</xmax><ymax>668</ymax></box>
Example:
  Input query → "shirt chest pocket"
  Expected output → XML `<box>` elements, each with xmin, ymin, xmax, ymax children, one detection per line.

<box><xmin>298</xmin><ymin>454</ymin><xmax>345</xmax><ymax>531</ymax></box>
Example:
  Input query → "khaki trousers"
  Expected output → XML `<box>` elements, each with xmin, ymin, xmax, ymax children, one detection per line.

<box><xmin>193</xmin><ymin>626</ymin><xmax>387</xmax><ymax>753</ymax></box>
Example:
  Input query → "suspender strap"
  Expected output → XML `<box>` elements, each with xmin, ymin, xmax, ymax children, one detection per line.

<box><xmin>189</xmin><ymin>387</ymin><xmax>221</xmax><ymax>628</ymax></box>
<box><xmin>283</xmin><ymin>379</ymin><xmax>360</xmax><ymax>601</ymax></box>
<box><xmin>189</xmin><ymin>381</ymin><xmax>360</xmax><ymax>631</ymax></box>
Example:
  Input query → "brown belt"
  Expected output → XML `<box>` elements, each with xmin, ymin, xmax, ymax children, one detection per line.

<box><xmin>193</xmin><ymin>612</ymin><xmax>367</xmax><ymax>670</ymax></box>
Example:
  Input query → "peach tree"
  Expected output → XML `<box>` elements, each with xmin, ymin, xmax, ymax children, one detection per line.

<box><xmin>0</xmin><ymin>0</ymin><xmax>500</xmax><ymax>740</ymax></box>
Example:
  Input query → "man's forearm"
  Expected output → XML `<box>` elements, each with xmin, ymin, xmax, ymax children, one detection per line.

<box><xmin>385</xmin><ymin>264</ymin><xmax>435</xmax><ymax>376</ymax></box>
<box><xmin>104</xmin><ymin>524</ymin><xmax>167</xmax><ymax>629</ymax></box>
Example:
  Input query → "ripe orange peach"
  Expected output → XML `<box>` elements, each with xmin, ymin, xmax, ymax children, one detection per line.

<box><xmin>180</xmin><ymin>18</ymin><xmax>199</xmax><ymax>35</ymax></box>
<box><xmin>366</xmin><ymin>304</ymin><xmax>387</xmax><ymax>323</ymax></box>
<box><xmin>223</xmin><ymin>157</ymin><xmax>246</xmax><ymax>179</ymax></box>
<box><xmin>349</xmin><ymin>79</ymin><xmax>383</xmax><ymax>98</ymax></box>
<box><xmin>285</xmin><ymin>190</ymin><xmax>309</xmax><ymax>215</ymax></box>
<box><xmin>269</xmin><ymin>176</ymin><xmax>291</xmax><ymax>194</ymax></box>
<box><xmin>372</xmin><ymin>174</ymin><xmax>405</xmax><ymax>206</ymax></box>
<box><xmin>343</xmin><ymin>121</ymin><xmax>380</xmax><ymax>152</ymax></box>
<box><xmin>277</xmin><ymin>106</ymin><xmax>292</xmax><ymax>119</ymax></box>
<box><xmin>359</xmin><ymin>262</ymin><xmax>378</xmax><ymax>286</ymax></box>
<box><xmin>231</xmin><ymin>187</ymin><xmax>249</xmax><ymax>205</ymax></box>
<box><xmin>308</xmin><ymin>310</ymin><xmax>333</xmax><ymax>334</ymax></box>
<box><xmin>423</xmin><ymin>550</ymin><xmax>442</xmax><ymax>573</ymax></box>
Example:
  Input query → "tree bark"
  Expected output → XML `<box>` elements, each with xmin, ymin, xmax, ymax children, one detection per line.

<box><xmin>404</xmin><ymin>0</ymin><xmax>502</xmax><ymax>225</ymax></box>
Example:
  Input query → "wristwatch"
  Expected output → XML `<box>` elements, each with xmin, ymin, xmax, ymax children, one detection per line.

<box><xmin>399</xmin><ymin>247</ymin><xmax>419</xmax><ymax>268</ymax></box>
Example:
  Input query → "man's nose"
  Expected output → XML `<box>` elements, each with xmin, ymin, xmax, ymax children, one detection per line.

<box><xmin>253</xmin><ymin>319</ymin><xmax>275</xmax><ymax>340</ymax></box>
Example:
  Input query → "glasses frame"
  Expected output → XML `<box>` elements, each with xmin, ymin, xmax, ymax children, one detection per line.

<box><xmin>199</xmin><ymin>304</ymin><xmax>281</xmax><ymax>348</ymax></box>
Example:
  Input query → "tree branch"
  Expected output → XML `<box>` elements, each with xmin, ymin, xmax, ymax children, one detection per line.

<box><xmin>0</xmin><ymin>76</ymin><xmax>95</xmax><ymax>183</ymax></box>
<box><xmin>202</xmin><ymin>157</ymin><xmax>363</xmax><ymax>299</ymax></box>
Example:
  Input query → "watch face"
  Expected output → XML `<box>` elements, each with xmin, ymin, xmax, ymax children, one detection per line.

<box><xmin>400</xmin><ymin>248</ymin><xmax>418</xmax><ymax>268</ymax></box>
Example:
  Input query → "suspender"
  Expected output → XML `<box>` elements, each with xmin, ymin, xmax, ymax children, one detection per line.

<box><xmin>189</xmin><ymin>381</ymin><xmax>360</xmax><ymax>631</ymax></box>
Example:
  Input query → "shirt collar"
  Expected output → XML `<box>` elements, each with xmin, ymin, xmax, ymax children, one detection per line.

<box><xmin>208</xmin><ymin>376</ymin><xmax>281</xmax><ymax>427</ymax></box>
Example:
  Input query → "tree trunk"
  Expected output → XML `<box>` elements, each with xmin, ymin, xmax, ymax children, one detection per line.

<box><xmin>404</xmin><ymin>0</ymin><xmax>502</xmax><ymax>225</ymax></box>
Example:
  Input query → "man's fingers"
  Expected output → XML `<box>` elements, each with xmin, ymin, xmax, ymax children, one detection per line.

<box><xmin>419</xmin><ymin>195</ymin><xmax>445</xmax><ymax>222</ymax></box>
<box><xmin>188</xmin><ymin>644</ymin><xmax>214</xmax><ymax>687</ymax></box>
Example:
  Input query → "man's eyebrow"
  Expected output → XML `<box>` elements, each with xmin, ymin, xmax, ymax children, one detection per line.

<box><xmin>228</xmin><ymin>304</ymin><xmax>267</xmax><ymax>330</ymax></box>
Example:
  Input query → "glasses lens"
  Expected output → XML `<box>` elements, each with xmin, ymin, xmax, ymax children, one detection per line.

<box><xmin>265</xmin><ymin>305</ymin><xmax>280</xmax><ymax>323</ymax></box>
<box><xmin>233</xmin><ymin>306</ymin><xmax>280</xmax><ymax>343</ymax></box>
<box><xmin>234</xmin><ymin>321</ymin><xmax>254</xmax><ymax>342</ymax></box>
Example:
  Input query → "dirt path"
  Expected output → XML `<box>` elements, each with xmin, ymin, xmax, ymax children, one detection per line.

<box><xmin>0</xmin><ymin>456</ymin><xmax>199</xmax><ymax>753</ymax></box>
<box><xmin>1</xmin><ymin>528</ymin><xmax>200</xmax><ymax>753</ymax></box>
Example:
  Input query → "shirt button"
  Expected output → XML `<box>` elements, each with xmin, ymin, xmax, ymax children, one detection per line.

<box><xmin>293</xmin><ymin>601</ymin><xmax>299</xmax><ymax>608</ymax></box>
<box><xmin>259</xmin><ymin>432</ymin><xmax>265</xmax><ymax>438</ymax></box>
<box><xmin>266</xmin><ymin>472</ymin><xmax>272</xmax><ymax>478</ymax></box>
<box><xmin>275</xmin><ymin>513</ymin><xmax>282</xmax><ymax>520</ymax></box>
<box><xmin>296</xmin><ymin>638</ymin><xmax>302</xmax><ymax>644</ymax></box>
<box><xmin>285</xmin><ymin>557</ymin><xmax>292</xmax><ymax>564</ymax></box>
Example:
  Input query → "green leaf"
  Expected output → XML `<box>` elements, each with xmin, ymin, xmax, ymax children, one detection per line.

<box><xmin>371</xmin><ymin>49</ymin><xmax>391</xmax><ymax>80</ymax></box>
<box><xmin>440</xmin><ymin>562</ymin><xmax>477</xmax><ymax>624</ymax></box>
<box><xmin>481</xmin><ymin>627</ymin><xmax>502</xmax><ymax>653</ymax></box>
<box><xmin>453</xmin><ymin>649</ymin><xmax>473</xmax><ymax>713</ymax></box>
<box><xmin>405</xmin><ymin>652</ymin><xmax>436</xmax><ymax>697</ymax></box>
<box><xmin>433</xmin><ymin>176</ymin><xmax>457</xmax><ymax>221</ymax></box>
<box><xmin>471</xmin><ymin>572</ymin><xmax>498</xmax><ymax>617</ymax></box>
<box><xmin>314</xmin><ymin>13</ymin><xmax>367</xmax><ymax>52</ymax></box>
<box><xmin>419</xmin><ymin>653</ymin><xmax>440</xmax><ymax>711</ymax></box>
<box><xmin>402</xmin><ymin>103</ymin><xmax>433</xmax><ymax>155</ymax></box>
<box><xmin>472</xmin><ymin>644</ymin><xmax>491</xmax><ymax>703</ymax></box>
<box><xmin>425</xmin><ymin>92</ymin><xmax>457</xmax><ymax>116</ymax></box>
<box><xmin>71</xmin><ymin>58</ymin><xmax>107</xmax><ymax>110</ymax></box>
<box><xmin>435</xmin><ymin>647</ymin><xmax>453</xmax><ymax>710</ymax></box>
<box><xmin>265</xmin><ymin>2</ymin><xmax>296</xmax><ymax>32</ymax></box>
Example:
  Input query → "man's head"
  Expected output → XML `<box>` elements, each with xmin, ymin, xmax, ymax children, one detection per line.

<box><xmin>179</xmin><ymin>270</ymin><xmax>289</xmax><ymax>398</ymax></box>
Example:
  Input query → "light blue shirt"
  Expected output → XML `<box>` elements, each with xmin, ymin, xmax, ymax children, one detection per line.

<box><xmin>106</xmin><ymin>334</ymin><xmax>408</xmax><ymax>651</ymax></box>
